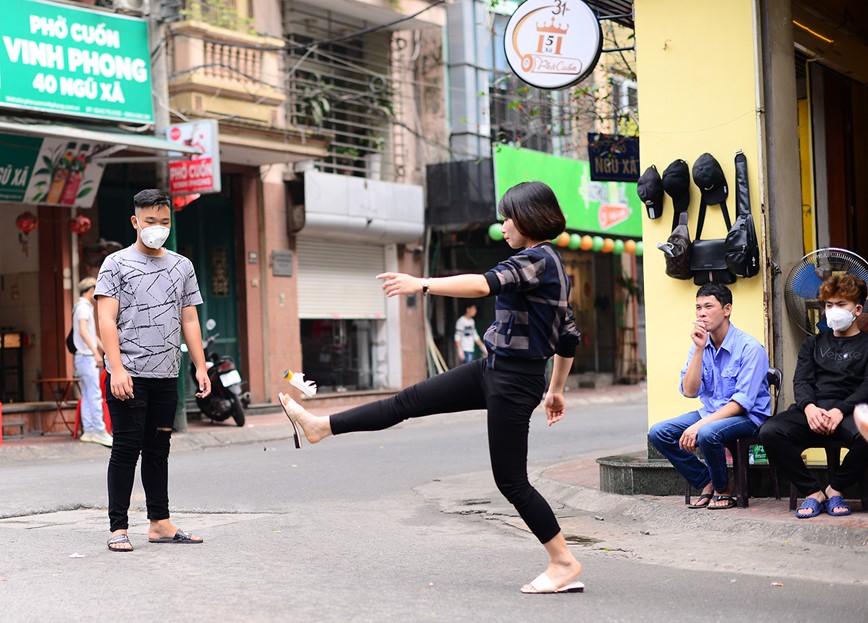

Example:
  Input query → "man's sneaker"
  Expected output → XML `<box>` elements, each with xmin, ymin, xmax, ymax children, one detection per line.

<box><xmin>79</xmin><ymin>431</ymin><xmax>94</xmax><ymax>443</ymax></box>
<box><xmin>91</xmin><ymin>431</ymin><xmax>113</xmax><ymax>447</ymax></box>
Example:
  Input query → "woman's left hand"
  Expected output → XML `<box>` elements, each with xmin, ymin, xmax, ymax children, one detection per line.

<box><xmin>377</xmin><ymin>272</ymin><xmax>422</xmax><ymax>297</ymax></box>
<box><xmin>544</xmin><ymin>391</ymin><xmax>566</xmax><ymax>426</ymax></box>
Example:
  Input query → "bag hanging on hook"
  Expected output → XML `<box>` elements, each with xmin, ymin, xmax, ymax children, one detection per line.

<box><xmin>724</xmin><ymin>150</ymin><xmax>760</xmax><ymax>278</ymax></box>
<box><xmin>689</xmin><ymin>153</ymin><xmax>736</xmax><ymax>285</ymax></box>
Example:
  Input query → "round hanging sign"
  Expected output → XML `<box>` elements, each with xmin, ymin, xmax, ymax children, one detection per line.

<box><xmin>504</xmin><ymin>0</ymin><xmax>603</xmax><ymax>90</ymax></box>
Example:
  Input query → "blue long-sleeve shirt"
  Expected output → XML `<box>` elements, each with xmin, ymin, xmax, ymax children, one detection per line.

<box><xmin>680</xmin><ymin>323</ymin><xmax>771</xmax><ymax>426</ymax></box>
<box><xmin>482</xmin><ymin>242</ymin><xmax>580</xmax><ymax>374</ymax></box>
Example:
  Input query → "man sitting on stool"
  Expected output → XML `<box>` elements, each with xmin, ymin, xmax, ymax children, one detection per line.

<box><xmin>760</xmin><ymin>274</ymin><xmax>868</xmax><ymax>518</ymax></box>
<box><xmin>649</xmin><ymin>283</ymin><xmax>771</xmax><ymax>509</ymax></box>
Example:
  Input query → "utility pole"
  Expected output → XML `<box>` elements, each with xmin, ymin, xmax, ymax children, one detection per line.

<box><xmin>148</xmin><ymin>1</ymin><xmax>188</xmax><ymax>431</ymax></box>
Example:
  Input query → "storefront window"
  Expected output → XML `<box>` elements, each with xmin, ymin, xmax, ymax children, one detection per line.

<box><xmin>300</xmin><ymin>319</ymin><xmax>377</xmax><ymax>393</ymax></box>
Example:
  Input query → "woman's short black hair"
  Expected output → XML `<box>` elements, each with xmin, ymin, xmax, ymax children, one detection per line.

<box><xmin>498</xmin><ymin>181</ymin><xmax>566</xmax><ymax>242</ymax></box>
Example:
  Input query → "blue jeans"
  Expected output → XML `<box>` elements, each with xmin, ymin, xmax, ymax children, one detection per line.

<box><xmin>74</xmin><ymin>353</ymin><xmax>105</xmax><ymax>434</ymax></box>
<box><xmin>648</xmin><ymin>411</ymin><xmax>759</xmax><ymax>492</ymax></box>
<box><xmin>462</xmin><ymin>351</ymin><xmax>474</xmax><ymax>364</ymax></box>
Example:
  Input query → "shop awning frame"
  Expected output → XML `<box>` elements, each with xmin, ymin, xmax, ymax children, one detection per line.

<box><xmin>0</xmin><ymin>119</ymin><xmax>201</xmax><ymax>162</ymax></box>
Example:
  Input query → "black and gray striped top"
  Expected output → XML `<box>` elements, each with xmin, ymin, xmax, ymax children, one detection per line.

<box><xmin>483</xmin><ymin>242</ymin><xmax>580</xmax><ymax>374</ymax></box>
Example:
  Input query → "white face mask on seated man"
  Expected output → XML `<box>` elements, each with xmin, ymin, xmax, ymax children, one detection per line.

<box><xmin>825</xmin><ymin>306</ymin><xmax>856</xmax><ymax>333</ymax></box>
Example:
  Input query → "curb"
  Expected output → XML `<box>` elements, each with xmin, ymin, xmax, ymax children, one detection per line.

<box><xmin>532</xmin><ymin>467</ymin><xmax>868</xmax><ymax>549</ymax></box>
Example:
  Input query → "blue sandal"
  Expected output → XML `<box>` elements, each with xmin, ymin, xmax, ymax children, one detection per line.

<box><xmin>796</xmin><ymin>497</ymin><xmax>825</xmax><ymax>519</ymax></box>
<box><xmin>826</xmin><ymin>495</ymin><xmax>851</xmax><ymax>517</ymax></box>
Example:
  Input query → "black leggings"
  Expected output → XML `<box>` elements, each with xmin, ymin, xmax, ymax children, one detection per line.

<box><xmin>330</xmin><ymin>359</ymin><xmax>560</xmax><ymax>543</ymax></box>
<box><xmin>105</xmin><ymin>374</ymin><xmax>178</xmax><ymax>532</ymax></box>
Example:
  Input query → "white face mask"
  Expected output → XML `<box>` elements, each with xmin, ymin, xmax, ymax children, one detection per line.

<box><xmin>825</xmin><ymin>306</ymin><xmax>855</xmax><ymax>332</ymax></box>
<box><xmin>139</xmin><ymin>225</ymin><xmax>170</xmax><ymax>250</ymax></box>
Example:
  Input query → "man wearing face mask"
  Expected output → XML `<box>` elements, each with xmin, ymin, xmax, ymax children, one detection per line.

<box><xmin>760</xmin><ymin>274</ymin><xmax>868</xmax><ymax>518</ymax></box>
<box><xmin>95</xmin><ymin>189</ymin><xmax>211</xmax><ymax>552</ymax></box>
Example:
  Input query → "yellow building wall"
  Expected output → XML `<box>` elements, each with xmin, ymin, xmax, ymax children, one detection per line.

<box><xmin>635</xmin><ymin>0</ymin><xmax>768</xmax><ymax>427</ymax></box>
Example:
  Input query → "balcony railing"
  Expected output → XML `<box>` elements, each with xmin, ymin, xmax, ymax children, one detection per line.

<box><xmin>168</xmin><ymin>18</ymin><xmax>286</xmax><ymax>128</ymax></box>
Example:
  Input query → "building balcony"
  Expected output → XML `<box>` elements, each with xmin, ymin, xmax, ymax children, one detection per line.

<box><xmin>168</xmin><ymin>20</ymin><xmax>287</xmax><ymax>128</ymax></box>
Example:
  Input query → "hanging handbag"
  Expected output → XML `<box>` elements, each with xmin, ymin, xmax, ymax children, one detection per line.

<box><xmin>724</xmin><ymin>150</ymin><xmax>760</xmax><ymax>278</ymax></box>
<box><xmin>690</xmin><ymin>197</ymin><xmax>736</xmax><ymax>285</ymax></box>
<box><xmin>658</xmin><ymin>211</ymin><xmax>693</xmax><ymax>280</ymax></box>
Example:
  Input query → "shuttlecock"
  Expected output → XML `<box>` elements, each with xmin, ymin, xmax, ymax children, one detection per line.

<box><xmin>283</xmin><ymin>370</ymin><xmax>317</xmax><ymax>397</ymax></box>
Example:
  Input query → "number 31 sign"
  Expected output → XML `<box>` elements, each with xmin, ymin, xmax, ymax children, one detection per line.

<box><xmin>504</xmin><ymin>0</ymin><xmax>603</xmax><ymax>90</ymax></box>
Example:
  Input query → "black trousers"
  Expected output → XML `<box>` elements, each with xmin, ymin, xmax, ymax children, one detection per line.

<box><xmin>330</xmin><ymin>359</ymin><xmax>561</xmax><ymax>543</ymax></box>
<box><xmin>759</xmin><ymin>406</ymin><xmax>868</xmax><ymax>496</ymax></box>
<box><xmin>105</xmin><ymin>374</ymin><xmax>178</xmax><ymax>532</ymax></box>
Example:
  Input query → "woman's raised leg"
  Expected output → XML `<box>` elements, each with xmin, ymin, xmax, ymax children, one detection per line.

<box><xmin>280</xmin><ymin>359</ymin><xmax>487</xmax><ymax>445</ymax></box>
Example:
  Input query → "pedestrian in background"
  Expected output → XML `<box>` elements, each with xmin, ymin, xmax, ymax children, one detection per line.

<box><xmin>73</xmin><ymin>277</ymin><xmax>112</xmax><ymax>447</ymax></box>
<box><xmin>96</xmin><ymin>189</ymin><xmax>211</xmax><ymax>552</ymax></box>
<box><xmin>280</xmin><ymin>181</ymin><xmax>585</xmax><ymax>594</ymax></box>
<box><xmin>454</xmin><ymin>303</ymin><xmax>487</xmax><ymax>364</ymax></box>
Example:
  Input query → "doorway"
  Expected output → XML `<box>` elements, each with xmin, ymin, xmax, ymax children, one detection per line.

<box><xmin>174</xmin><ymin>179</ymin><xmax>242</xmax><ymax>396</ymax></box>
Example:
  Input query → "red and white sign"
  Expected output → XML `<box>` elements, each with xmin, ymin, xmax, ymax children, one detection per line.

<box><xmin>598</xmin><ymin>204</ymin><xmax>630</xmax><ymax>230</ymax></box>
<box><xmin>504</xmin><ymin>0</ymin><xmax>602</xmax><ymax>90</ymax></box>
<box><xmin>167</xmin><ymin>120</ymin><xmax>221</xmax><ymax>195</ymax></box>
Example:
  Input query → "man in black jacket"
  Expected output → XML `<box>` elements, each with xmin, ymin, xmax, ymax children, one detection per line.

<box><xmin>760</xmin><ymin>274</ymin><xmax>868</xmax><ymax>518</ymax></box>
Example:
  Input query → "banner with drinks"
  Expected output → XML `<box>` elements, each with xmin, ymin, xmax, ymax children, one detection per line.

<box><xmin>0</xmin><ymin>132</ymin><xmax>107</xmax><ymax>208</ymax></box>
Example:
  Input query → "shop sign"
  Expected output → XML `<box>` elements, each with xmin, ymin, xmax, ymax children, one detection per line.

<box><xmin>587</xmin><ymin>133</ymin><xmax>640</xmax><ymax>183</ymax></box>
<box><xmin>493</xmin><ymin>144</ymin><xmax>641</xmax><ymax>237</ymax></box>
<box><xmin>0</xmin><ymin>131</ymin><xmax>106</xmax><ymax>208</ymax></box>
<box><xmin>503</xmin><ymin>0</ymin><xmax>602</xmax><ymax>90</ymax></box>
<box><xmin>0</xmin><ymin>0</ymin><xmax>153</xmax><ymax>123</ymax></box>
<box><xmin>167</xmin><ymin>120</ymin><xmax>221</xmax><ymax>195</ymax></box>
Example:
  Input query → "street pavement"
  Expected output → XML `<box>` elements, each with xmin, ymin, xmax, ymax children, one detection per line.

<box><xmin>1</xmin><ymin>384</ymin><xmax>866</xmax><ymax>622</ymax></box>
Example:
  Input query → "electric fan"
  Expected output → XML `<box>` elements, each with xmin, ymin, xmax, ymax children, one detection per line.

<box><xmin>784</xmin><ymin>248</ymin><xmax>868</xmax><ymax>335</ymax></box>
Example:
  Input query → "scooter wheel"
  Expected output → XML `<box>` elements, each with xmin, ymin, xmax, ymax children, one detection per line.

<box><xmin>230</xmin><ymin>394</ymin><xmax>246</xmax><ymax>427</ymax></box>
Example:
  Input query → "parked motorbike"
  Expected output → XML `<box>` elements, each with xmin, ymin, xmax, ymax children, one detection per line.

<box><xmin>182</xmin><ymin>320</ymin><xmax>248</xmax><ymax>427</ymax></box>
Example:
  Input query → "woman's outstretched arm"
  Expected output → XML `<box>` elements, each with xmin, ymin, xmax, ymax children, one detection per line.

<box><xmin>377</xmin><ymin>272</ymin><xmax>490</xmax><ymax>299</ymax></box>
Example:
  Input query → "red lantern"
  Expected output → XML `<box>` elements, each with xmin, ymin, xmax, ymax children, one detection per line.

<box><xmin>68</xmin><ymin>214</ymin><xmax>92</xmax><ymax>236</ymax></box>
<box><xmin>15</xmin><ymin>211</ymin><xmax>38</xmax><ymax>235</ymax></box>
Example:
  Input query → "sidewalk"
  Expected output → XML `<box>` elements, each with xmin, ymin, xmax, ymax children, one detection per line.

<box><xmin>539</xmin><ymin>454</ymin><xmax>868</xmax><ymax>548</ymax></box>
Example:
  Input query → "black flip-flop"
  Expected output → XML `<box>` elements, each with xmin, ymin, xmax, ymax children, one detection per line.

<box><xmin>107</xmin><ymin>533</ymin><xmax>134</xmax><ymax>552</ymax></box>
<box><xmin>687</xmin><ymin>493</ymin><xmax>713</xmax><ymax>509</ymax></box>
<box><xmin>149</xmin><ymin>528</ymin><xmax>203</xmax><ymax>544</ymax></box>
<box><xmin>707</xmin><ymin>494</ymin><xmax>737</xmax><ymax>510</ymax></box>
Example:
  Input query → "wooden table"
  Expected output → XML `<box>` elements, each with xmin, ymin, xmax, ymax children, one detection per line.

<box><xmin>33</xmin><ymin>377</ymin><xmax>80</xmax><ymax>436</ymax></box>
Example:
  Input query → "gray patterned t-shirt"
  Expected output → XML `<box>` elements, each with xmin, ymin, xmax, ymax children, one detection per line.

<box><xmin>95</xmin><ymin>245</ymin><xmax>202</xmax><ymax>378</ymax></box>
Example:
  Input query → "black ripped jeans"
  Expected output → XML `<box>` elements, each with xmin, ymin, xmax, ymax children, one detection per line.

<box><xmin>105</xmin><ymin>374</ymin><xmax>178</xmax><ymax>532</ymax></box>
<box><xmin>330</xmin><ymin>359</ymin><xmax>560</xmax><ymax>543</ymax></box>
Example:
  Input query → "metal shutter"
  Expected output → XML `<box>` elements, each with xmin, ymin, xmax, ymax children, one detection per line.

<box><xmin>296</xmin><ymin>239</ymin><xmax>386</xmax><ymax>319</ymax></box>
